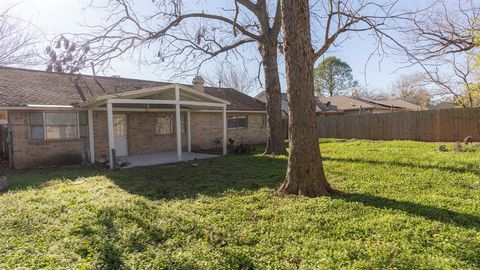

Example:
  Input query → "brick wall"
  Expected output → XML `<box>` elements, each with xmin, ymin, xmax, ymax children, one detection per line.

<box><xmin>9</xmin><ymin>111</ymin><xmax>88</xmax><ymax>169</ymax></box>
<box><xmin>10</xmin><ymin>110</ymin><xmax>267</xmax><ymax>168</ymax></box>
<box><xmin>92</xmin><ymin>111</ymin><xmax>188</xmax><ymax>160</ymax></box>
<box><xmin>190</xmin><ymin>112</ymin><xmax>267</xmax><ymax>150</ymax></box>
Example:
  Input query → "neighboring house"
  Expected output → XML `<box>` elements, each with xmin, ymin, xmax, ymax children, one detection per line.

<box><xmin>430</xmin><ymin>102</ymin><xmax>458</xmax><ymax>110</ymax></box>
<box><xmin>365</xmin><ymin>98</ymin><xmax>424</xmax><ymax>111</ymax></box>
<box><xmin>0</xmin><ymin>66</ymin><xmax>267</xmax><ymax>169</ymax></box>
<box><xmin>318</xmin><ymin>96</ymin><xmax>384</xmax><ymax>114</ymax></box>
<box><xmin>318</xmin><ymin>96</ymin><xmax>423</xmax><ymax>114</ymax></box>
<box><xmin>255</xmin><ymin>91</ymin><xmax>342</xmax><ymax>118</ymax></box>
<box><xmin>255</xmin><ymin>91</ymin><xmax>289</xmax><ymax>119</ymax></box>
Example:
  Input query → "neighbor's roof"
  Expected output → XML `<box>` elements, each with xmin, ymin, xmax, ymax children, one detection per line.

<box><xmin>0</xmin><ymin>66</ymin><xmax>266</xmax><ymax>111</ymax></box>
<box><xmin>318</xmin><ymin>96</ymin><xmax>379</xmax><ymax>111</ymax></box>
<box><xmin>255</xmin><ymin>91</ymin><xmax>288</xmax><ymax>102</ymax></box>
<box><xmin>366</xmin><ymin>99</ymin><xmax>423</xmax><ymax>111</ymax></box>
<box><xmin>256</xmin><ymin>91</ymin><xmax>341</xmax><ymax>113</ymax></box>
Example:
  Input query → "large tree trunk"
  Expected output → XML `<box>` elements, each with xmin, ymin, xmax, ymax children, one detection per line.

<box><xmin>261</xmin><ymin>38</ymin><xmax>287</xmax><ymax>155</ymax></box>
<box><xmin>278</xmin><ymin>0</ymin><xmax>336</xmax><ymax>197</ymax></box>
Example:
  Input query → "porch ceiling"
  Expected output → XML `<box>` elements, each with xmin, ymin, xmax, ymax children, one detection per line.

<box><xmin>83</xmin><ymin>84</ymin><xmax>230</xmax><ymax>108</ymax></box>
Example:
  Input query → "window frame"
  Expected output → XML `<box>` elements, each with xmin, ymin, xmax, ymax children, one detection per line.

<box><xmin>155</xmin><ymin>114</ymin><xmax>174</xmax><ymax>135</ymax></box>
<box><xmin>29</xmin><ymin>112</ymin><xmax>45</xmax><ymax>140</ymax></box>
<box><xmin>227</xmin><ymin>115</ymin><xmax>248</xmax><ymax>130</ymax></box>
<box><xmin>155</xmin><ymin>113</ymin><xmax>186</xmax><ymax>135</ymax></box>
<box><xmin>260</xmin><ymin>114</ymin><xmax>267</xmax><ymax>128</ymax></box>
<box><xmin>29</xmin><ymin>111</ymin><xmax>87</xmax><ymax>141</ymax></box>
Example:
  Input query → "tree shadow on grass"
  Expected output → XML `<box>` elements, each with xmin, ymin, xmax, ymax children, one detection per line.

<box><xmin>323</xmin><ymin>156</ymin><xmax>480</xmax><ymax>175</ymax></box>
<box><xmin>333</xmin><ymin>192</ymin><xmax>480</xmax><ymax>231</ymax></box>
<box><xmin>107</xmin><ymin>154</ymin><xmax>288</xmax><ymax>200</ymax></box>
<box><xmin>5</xmin><ymin>153</ymin><xmax>479</xmax><ymax>231</ymax></box>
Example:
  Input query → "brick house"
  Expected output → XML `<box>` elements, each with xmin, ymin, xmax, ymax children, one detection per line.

<box><xmin>0</xmin><ymin>67</ymin><xmax>267</xmax><ymax>169</ymax></box>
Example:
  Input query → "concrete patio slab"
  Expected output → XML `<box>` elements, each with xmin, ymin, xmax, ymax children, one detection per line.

<box><xmin>119</xmin><ymin>151</ymin><xmax>219</xmax><ymax>168</ymax></box>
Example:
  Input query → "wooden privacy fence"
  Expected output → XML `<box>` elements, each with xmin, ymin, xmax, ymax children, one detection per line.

<box><xmin>316</xmin><ymin>108</ymin><xmax>480</xmax><ymax>142</ymax></box>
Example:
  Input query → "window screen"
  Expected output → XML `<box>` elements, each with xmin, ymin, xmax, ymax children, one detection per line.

<box><xmin>227</xmin><ymin>115</ymin><xmax>248</xmax><ymax>129</ymax></box>
<box><xmin>45</xmin><ymin>112</ymin><xmax>78</xmax><ymax>139</ymax></box>
<box><xmin>78</xmin><ymin>112</ymin><xmax>88</xmax><ymax>138</ymax></box>
<box><xmin>29</xmin><ymin>112</ymin><xmax>44</xmax><ymax>139</ymax></box>
<box><xmin>156</xmin><ymin>114</ymin><xmax>173</xmax><ymax>135</ymax></box>
<box><xmin>260</xmin><ymin>114</ymin><xmax>266</xmax><ymax>128</ymax></box>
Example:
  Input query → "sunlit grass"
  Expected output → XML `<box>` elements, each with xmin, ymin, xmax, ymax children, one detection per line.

<box><xmin>1</xmin><ymin>139</ymin><xmax>479</xmax><ymax>269</ymax></box>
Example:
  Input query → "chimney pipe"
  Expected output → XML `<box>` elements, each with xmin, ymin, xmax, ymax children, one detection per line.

<box><xmin>192</xmin><ymin>75</ymin><xmax>205</xmax><ymax>92</ymax></box>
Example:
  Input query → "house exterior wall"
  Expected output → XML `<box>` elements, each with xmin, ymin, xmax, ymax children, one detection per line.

<box><xmin>94</xmin><ymin>111</ymin><xmax>267</xmax><ymax>159</ymax></box>
<box><xmin>92</xmin><ymin>111</ymin><xmax>188</xmax><ymax>161</ymax></box>
<box><xmin>190</xmin><ymin>112</ymin><xmax>267</xmax><ymax>150</ymax></box>
<box><xmin>9</xmin><ymin>111</ymin><xmax>88</xmax><ymax>169</ymax></box>
<box><xmin>226</xmin><ymin>112</ymin><xmax>267</xmax><ymax>145</ymax></box>
<box><xmin>9</xmin><ymin>110</ymin><xmax>267</xmax><ymax>168</ymax></box>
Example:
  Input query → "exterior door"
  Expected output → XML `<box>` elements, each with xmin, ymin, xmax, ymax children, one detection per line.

<box><xmin>113</xmin><ymin>114</ymin><xmax>128</xmax><ymax>156</ymax></box>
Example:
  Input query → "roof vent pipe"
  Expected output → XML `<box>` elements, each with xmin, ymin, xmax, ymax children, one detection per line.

<box><xmin>90</xmin><ymin>62</ymin><xmax>96</xmax><ymax>78</ymax></box>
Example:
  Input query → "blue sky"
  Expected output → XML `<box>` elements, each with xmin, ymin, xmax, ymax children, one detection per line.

<box><xmin>4</xmin><ymin>0</ymin><xmax>419</xmax><ymax>96</ymax></box>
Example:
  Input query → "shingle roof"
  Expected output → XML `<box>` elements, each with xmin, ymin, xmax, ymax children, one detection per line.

<box><xmin>365</xmin><ymin>99</ymin><xmax>423</xmax><ymax>111</ymax></box>
<box><xmin>0</xmin><ymin>66</ymin><xmax>266</xmax><ymax>111</ymax></box>
<box><xmin>202</xmin><ymin>87</ymin><xmax>266</xmax><ymax>111</ymax></box>
<box><xmin>318</xmin><ymin>96</ymin><xmax>379</xmax><ymax>111</ymax></box>
<box><xmin>256</xmin><ymin>91</ymin><xmax>341</xmax><ymax>113</ymax></box>
<box><xmin>314</xmin><ymin>98</ymin><xmax>341</xmax><ymax>112</ymax></box>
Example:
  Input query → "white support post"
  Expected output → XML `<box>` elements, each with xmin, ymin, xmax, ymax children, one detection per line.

<box><xmin>187</xmin><ymin>110</ymin><xmax>191</xmax><ymax>152</ymax></box>
<box><xmin>88</xmin><ymin>109</ymin><xmax>95</xmax><ymax>163</ymax></box>
<box><xmin>107</xmin><ymin>101</ymin><xmax>115</xmax><ymax>169</ymax></box>
<box><xmin>222</xmin><ymin>104</ymin><xmax>227</xmax><ymax>156</ymax></box>
<box><xmin>175</xmin><ymin>84</ymin><xmax>182</xmax><ymax>161</ymax></box>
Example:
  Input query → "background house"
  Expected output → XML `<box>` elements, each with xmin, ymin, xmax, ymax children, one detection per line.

<box><xmin>255</xmin><ymin>91</ymin><xmax>343</xmax><ymax>118</ymax></box>
<box><xmin>364</xmin><ymin>98</ymin><xmax>424</xmax><ymax>111</ymax></box>
<box><xmin>318</xmin><ymin>96</ymin><xmax>423</xmax><ymax>114</ymax></box>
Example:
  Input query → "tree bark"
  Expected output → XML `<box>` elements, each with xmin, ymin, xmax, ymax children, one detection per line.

<box><xmin>278</xmin><ymin>0</ymin><xmax>336</xmax><ymax>197</ymax></box>
<box><xmin>261</xmin><ymin>37</ymin><xmax>287</xmax><ymax>155</ymax></box>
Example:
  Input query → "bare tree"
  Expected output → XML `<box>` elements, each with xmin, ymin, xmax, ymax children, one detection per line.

<box><xmin>399</xmin><ymin>0</ymin><xmax>480</xmax><ymax>107</ymax></box>
<box><xmin>392</xmin><ymin>74</ymin><xmax>432</xmax><ymax>108</ymax></box>
<box><xmin>278</xmin><ymin>0</ymin><xmax>411</xmax><ymax>197</ymax></box>
<box><xmin>204</xmin><ymin>61</ymin><xmax>258</xmax><ymax>95</ymax></box>
<box><xmin>0</xmin><ymin>5</ymin><xmax>39</xmax><ymax>65</ymax></box>
<box><xmin>64</xmin><ymin>0</ymin><xmax>287</xmax><ymax>155</ymax></box>
<box><xmin>353</xmin><ymin>86</ymin><xmax>392</xmax><ymax>100</ymax></box>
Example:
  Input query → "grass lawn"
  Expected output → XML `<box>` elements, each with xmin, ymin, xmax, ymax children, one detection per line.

<box><xmin>1</xmin><ymin>139</ymin><xmax>479</xmax><ymax>269</ymax></box>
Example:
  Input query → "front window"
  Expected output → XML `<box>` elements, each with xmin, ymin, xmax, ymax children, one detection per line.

<box><xmin>228</xmin><ymin>115</ymin><xmax>248</xmax><ymax>129</ymax></box>
<box><xmin>260</xmin><ymin>114</ymin><xmax>266</xmax><ymax>128</ymax></box>
<box><xmin>45</xmin><ymin>112</ymin><xmax>78</xmax><ymax>139</ymax></box>
<box><xmin>29</xmin><ymin>112</ymin><xmax>86</xmax><ymax>140</ymax></box>
<box><xmin>29</xmin><ymin>112</ymin><xmax>45</xmax><ymax>139</ymax></box>
<box><xmin>156</xmin><ymin>113</ymin><xmax>186</xmax><ymax>135</ymax></box>
<box><xmin>79</xmin><ymin>112</ymin><xmax>88</xmax><ymax>138</ymax></box>
<box><xmin>156</xmin><ymin>114</ymin><xmax>173</xmax><ymax>135</ymax></box>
